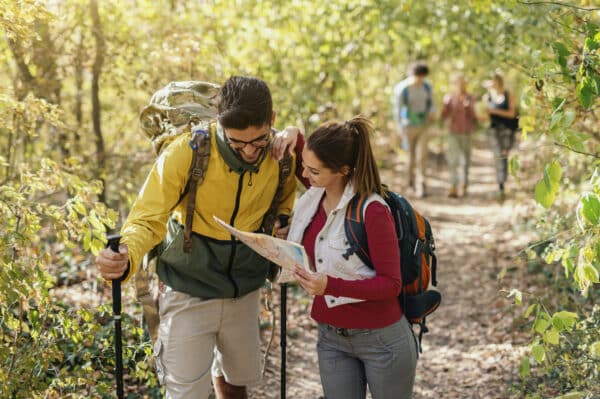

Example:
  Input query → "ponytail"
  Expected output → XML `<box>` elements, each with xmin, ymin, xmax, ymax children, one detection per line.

<box><xmin>344</xmin><ymin>116</ymin><xmax>384</xmax><ymax>197</ymax></box>
<box><xmin>306</xmin><ymin>115</ymin><xmax>384</xmax><ymax>197</ymax></box>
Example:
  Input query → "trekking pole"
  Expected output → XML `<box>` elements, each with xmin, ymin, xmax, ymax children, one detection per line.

<box><xmin>106</xmin><ymin>235</ymin><xmax>125</xmax><ymax>399</ymax></box>
<box><xmin>277</xmin><ymin>215</ymin><xmax>289</xmax><ymax>399</ymax></box>
<box><xmin>280</xmin><ymin>281</ymin><xmax>287</xmax><ymax>399</ymax></box>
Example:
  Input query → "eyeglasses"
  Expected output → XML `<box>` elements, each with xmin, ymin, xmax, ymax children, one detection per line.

<box><xmin>224</xmin><ymin>129</ymin><xmax>271</xmax><ymax>150</ymax></box>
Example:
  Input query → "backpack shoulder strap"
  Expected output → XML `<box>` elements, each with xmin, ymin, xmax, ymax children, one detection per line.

<box><xmin>392</xmin><ymin>193</ymin><xmax>418</xmax><ymax>236</ymax></box>
<box><xmin>401</xmin><ymin>85</ymin><xmax>409</xmax><ymax>106</ymax></box>
<box><xmin>343</xmin><ymin>193</ymin><xmax>372</xmax><ymax>268</ymax></box>
<box><xmin>183</xmin><ymin>124</ymin><xmax>211</xmax><ymax>253</ymax></box>
<box><xmin>261</xmin><ymin>152</ymin><xmax>293</xmax><ymax>235</ymax></box>
<box><xmin>424</xmin><ymin>81</ymin><xmax>433</xmax><ymax>113</ymax></box>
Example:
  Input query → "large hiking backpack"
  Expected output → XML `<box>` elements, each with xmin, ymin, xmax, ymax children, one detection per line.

<box><xmin>135</xmin><ymin>80</ymin><xmax>292</xmax><ymax>342</ymax></box>
<box><xmin>344</xmin><ymin>189</ymin><xmax>441</xmax><ymax>350</ymax></box>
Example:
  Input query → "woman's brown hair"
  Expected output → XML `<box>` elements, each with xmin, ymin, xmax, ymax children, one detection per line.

<box><xmin>306</xmin><ymin>115</ymin><xmax>384</xmax><ymax>197</ymax></box>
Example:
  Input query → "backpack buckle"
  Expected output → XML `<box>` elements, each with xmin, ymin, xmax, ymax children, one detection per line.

<box><xmin>191</xmin><ymin>167</ymin><xmax>205</xmax><ymax>178</ymax></box>
<box><xmin>189</xmin><ymin>127</ymin><xmax>208</xmax><ymax>150</ymax></box>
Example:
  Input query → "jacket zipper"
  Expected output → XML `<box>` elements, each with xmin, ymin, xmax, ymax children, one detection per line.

<box><xmin>226</xmin><ymin>171</ymin><xmax>245</xmax><ymax>297</ymax></box>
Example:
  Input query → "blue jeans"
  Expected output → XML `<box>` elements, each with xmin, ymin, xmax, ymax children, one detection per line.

<box><xmin>316</xmin><ymin>317</ymin><xmax>418</xmax><ymax>399</ymax></box>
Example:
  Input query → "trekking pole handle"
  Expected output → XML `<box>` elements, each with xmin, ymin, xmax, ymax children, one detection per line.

<box><xmin>106</xmin><ymin>235</ymin><xmax>123</xmax><ymax>315</ymax></box>
<box><xmin>278</xmin><ymin>215</ymin><xmax>289</xmax><ymax>229</ymax></box>
<box><xmin>106</xmin><ymin>234</ymin><xmax>125</xmax><ymax>399</ymax></box>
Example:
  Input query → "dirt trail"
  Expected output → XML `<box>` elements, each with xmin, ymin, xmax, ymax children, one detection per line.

<box><xmin>251</xmin><ymin>134</ymin><xmax>533</xmax><ymax>399</ymax></box>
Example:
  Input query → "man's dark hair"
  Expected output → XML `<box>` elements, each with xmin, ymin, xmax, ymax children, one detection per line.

<box><xmin>410</xmin><ymin>61</ymin><xmax>429</xmax><ymax>77</ymax></box>
<box><xmin>218</xmin><ymin>76</ymin><xmax>273</xmax><ymax>129</ymax></box>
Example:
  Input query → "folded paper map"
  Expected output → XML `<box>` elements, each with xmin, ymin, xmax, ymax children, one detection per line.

<box><xmin>213</xmin><ymin>216</ymin><xmax>310</xmax><ymax>283</ymax></box>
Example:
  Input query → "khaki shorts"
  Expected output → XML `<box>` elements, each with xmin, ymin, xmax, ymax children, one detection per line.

<box><xmin>154</xmin><ymin>288</ymin><xmax>262</xmax><ymax>399</ymax></box>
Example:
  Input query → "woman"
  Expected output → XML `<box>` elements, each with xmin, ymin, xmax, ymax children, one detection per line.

<box><xmin>441</xmin><ymin>74</ymin><xmax>478</xmax><ymax>198</ymax></box>
<box><xmin>287</xmin><ymin>116</ymin><xmax>418</xmax><ymax>399</ymax></box>
<box><xmin>485</xmin><ymin>72</ymin><xmax>518</xmax><ymax>200</ymax></box>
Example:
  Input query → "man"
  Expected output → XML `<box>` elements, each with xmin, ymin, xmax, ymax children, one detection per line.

<box><xmin>96</xmin><ymin>76</ymin><xmax>298</xmax><ymax>399</ymax></box>
<box><xmin>393</xmin><ymin>61</ymin><xmax>436</xmax><ymax>198</ymax></box>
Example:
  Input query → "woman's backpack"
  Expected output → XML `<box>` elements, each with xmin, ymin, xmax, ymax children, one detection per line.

<box><xmin>344</xmin><ymin>189</ymin><xmax>441</xmax><ymax>351</ymax></box>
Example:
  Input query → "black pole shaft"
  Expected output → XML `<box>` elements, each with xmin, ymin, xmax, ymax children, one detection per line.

<box><xmin>280</xmin><ymin>283</ymin><xmax>287</xmax><ymax>399</ymax></box>
<box><xmin>275</xmin><ymin>215</ymin><xmax>289</xmax><ymax>399</ymax></box>
<box><xmin>112</xmin><ymin>281</ymin><xmax>124</xmax><ymax>399</ymax></box>
<box><xmin>107</xmin><ymin>235</ymin><xmax>124</xmax><ymax>399</ymax></box>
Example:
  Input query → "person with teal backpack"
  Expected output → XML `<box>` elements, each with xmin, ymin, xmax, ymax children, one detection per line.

<box><xmin>393</xmin><ymin>61</ymin><xmax>436</xmax><ymax>198</ymax></box>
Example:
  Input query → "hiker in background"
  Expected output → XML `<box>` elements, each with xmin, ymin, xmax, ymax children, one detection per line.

<box><xmin>393</xmin><ymin>60</ymin><xmax>436</xmax><ymax>198</ymax></box>
<box><xmin>484</xmin><ymin>72</ymin><xmax>519</xmax><ymax>200</ymax></box>
<box><xmin>441</xmin><ymin>74</ymin><xmax>478</xmax><ymax>198</ymax></box>
<box><xmin>288</xmin><ymin>116</ymin><xmax>418</xmax><ymax>399</ymax></box>
<box><xmin>96</xmin><ymin>76</ymin><xmax>301</xmax><ymax>399</ymax></box>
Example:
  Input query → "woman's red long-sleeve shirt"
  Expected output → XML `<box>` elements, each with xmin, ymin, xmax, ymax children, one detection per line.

<box><xmin>301</xmin><ymin>199</ymin><xmax>402</xmax><ymax>329</ymax></box>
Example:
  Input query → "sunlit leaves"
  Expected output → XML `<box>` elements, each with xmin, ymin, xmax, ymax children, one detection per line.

<box><xmin>552</xmin><ymin>311</ymin><xmax>577</xmax><ymax>330</ymax></box>
<box><xmin>535</xmin><ymin>161</ymin><xmax>562</xmax><ymax>208</ymax></box>
<box><xmin>579</xmin><ymin>192</ymin><xmax>600</xmax><ymax>226</ymax></box>
<box><xmin>532</xmin><ymin>344</ymin><xmax>545</xmax><ymax>362</ymax></box>
<box><xmin>519</xmin><ymin>356</ymin><xmax>530</xmax><ymax>378</ymax></box>
<box><xmin>576</xmin><ymin>76</ymin><xmax>595</xmax><ymax>108</ymax></box>
<box><xmin>590</xmin><ymin>341</ymin><xmax>600</xmax><ymax>359</ymax></box>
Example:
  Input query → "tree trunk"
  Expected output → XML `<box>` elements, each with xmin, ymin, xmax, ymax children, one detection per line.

<box><xmin>73</xmin><ymin>24</ymin><xmax>85</xmax><ymax>154</ymax></box>
<box><xmin>90</xmin><ymin>0</ymin><xmax>106</xmax><ymax>203</ymax></box>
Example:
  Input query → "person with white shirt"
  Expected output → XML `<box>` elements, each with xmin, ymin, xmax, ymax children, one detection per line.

<box><xmin>288</xmin><ymin>116</ymin><xmax>418</xmax><ymax>399</ymax></box>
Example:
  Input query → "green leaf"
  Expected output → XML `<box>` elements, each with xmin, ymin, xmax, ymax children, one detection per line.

<box><xmin>551</xmin><ymin>42</ymin><xmax>569</xmax><ymax>67</ymax></box>
<box><xmin>524</xmin><ymin>304</ymin><xmax>537</xmax><ymax>318</ymax></box>
<box><xmin>576</xmin><ymin>77</ymin><xmax>595</xmax><ymax>109</ymax></box>
<box><xmin>553</xmin><ymin>311</ymin><xmax>578</xmax><ymax>329</ymax></box>
<box><xmin>583</xmin><ymin>264</ymin><xmax>600</xmax><ymax>283</ymax></box>
<box><xmin>547</xmin><ymin>161</ymin><xmax>562</xmax><ymax>182</ymax></box>
<box><xmin>584</xmin><ymin>35</ymin><xmax>599</xmax><ymax>51</ymax></box>
<box><xmin>545</xmin><ymin>328</ymin><xmax>559</xmax><ymax>345</ymax></box>
<box><xmin>534</xmin><ymin>318</ymin><xmax>550</xmax><ymax>334</ymax></box>
<box><xmin>551</xmin><ymin>97</ymin><xmax>566</xmax><ymax>111</ymax></box>
<box><xmin>535</xmin><ymin>179</ymin><xmax>556</xmax><ymax>209</ymax></box>
<box><xmin>531</xmin><ymin>344</ymin><xmax>545</xmax><ymax>362</ymax></box>
<box><xmin>535</xmin><ymin>161</ymin><xmax>562</xmax><ymax>208</ymax></box>
<box><xmin>73</xmin><ymin>201</ymin><xmax>87</xmax><ymax>216</ymax></box>
<box><xmin>550</xmin><ymin>111</ymin><xmax>562</xmax><ymax>131</ymax></box>
<box><xmin>561</xmin><ymin>109</ymin><xmax>576</xmax><ymax>128</ymax></box>
<box><xmin>563</xmin><ymin>130</ymin><xmax>589</xmax><ymax>152</ymax></box>
<box><xmin>580</xmin><ymin>193</ymin><xmax>600</xmax><ymax>225</ymax></box>
<box><xmin>590</xmin><ymin>341</ymin><xmax>600</xmax><ymax>359</ymax></box>
<box><xmin>519</xmin><ymin>356</ymin><xmax>530</xmax><ymax>379</ymax></box>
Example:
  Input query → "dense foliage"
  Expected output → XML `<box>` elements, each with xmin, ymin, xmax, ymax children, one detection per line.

<box><xmin>0</xmin><ymin>0</ymin><xmax>598</xmax><ymax>397</ymax></box>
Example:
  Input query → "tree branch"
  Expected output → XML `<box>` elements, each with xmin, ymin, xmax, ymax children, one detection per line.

<box><xmin>554</xmin><ymin>142</ymin><xmax>600</xmax><ymax>158</ymax></box>
<box><xmin>518</xmin><ymin>1</ymin><xmax>600</xmax><ymax>11</ymax></box>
